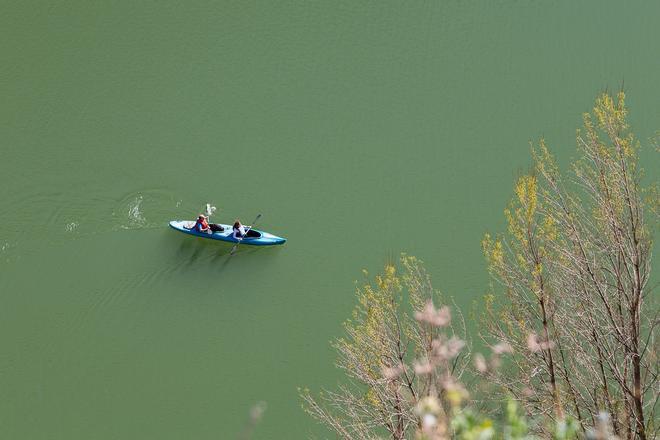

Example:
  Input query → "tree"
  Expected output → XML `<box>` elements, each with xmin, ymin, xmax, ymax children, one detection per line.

<box><xmin>300</xmin><ymin>258</ymin><xmax>604</xmax><ymax>440</ymax></box>
<box><xmin>301</xmin><ymin>256</ymin><xmax>473</xmax><ymax>439</ymax></box>
<box><xmin>482</xmin><ymin>92</ymin><xmax>658</xmax><ymax>439</ymax></box>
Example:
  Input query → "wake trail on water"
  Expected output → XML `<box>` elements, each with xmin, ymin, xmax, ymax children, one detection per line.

<box><xmin>64</xmin><ymin>259</ymin><xmax>184</xmax><ymax>336</ymax></box>
<box><xmin>66</xmin><ymin>247</ymin><xmax>232</xmax><ymax>334</ymax></box>
<box><xmin>0</xmin><ymin>188</ymin><xmax>192</xmax><ymax>262</ymax></box>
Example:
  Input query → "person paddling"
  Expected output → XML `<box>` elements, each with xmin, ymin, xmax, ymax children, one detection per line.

<box><xmin>232</xmin><ymin>219</ymin><xmax>246</xmax><ymax>240</ymax></box>
<box><xmin>192</xmin><ymin>214</ymin><xmax>211</xmax><ymax>234</ymax></box>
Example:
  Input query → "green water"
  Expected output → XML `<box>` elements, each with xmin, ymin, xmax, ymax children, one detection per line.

<box><xmin>1</xmin><ymin>1</ymin><xmax>658</xmax><ymax>438</ymax></box>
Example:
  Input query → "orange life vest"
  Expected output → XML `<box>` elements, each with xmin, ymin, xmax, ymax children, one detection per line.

<box><xmin>194</xmin><ymin>217</ymin><xmax>209</xmax><ymax>231</ymax></box>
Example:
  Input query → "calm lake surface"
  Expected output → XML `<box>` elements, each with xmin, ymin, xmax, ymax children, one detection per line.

<box><xmin>1</xmin><ymin>1</ymin><xmax>658</xmax><ymax>438</ymax></box>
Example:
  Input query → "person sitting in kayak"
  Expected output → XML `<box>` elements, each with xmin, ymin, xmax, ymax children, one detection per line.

<box><xmin>232</xmin><ymin>220</ymin><xmax>246</xmax><ymax>240</ymax></box>
<box><xmin>192</xmin><ymin>215</ymin><xmax>211</xmax><ymax>234</ymax></box>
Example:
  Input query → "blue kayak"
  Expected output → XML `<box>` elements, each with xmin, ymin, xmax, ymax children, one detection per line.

<box><xmin>169</xmin><ymin>220</ymin><xmax>286</xmax><ymax>246</ymax></box>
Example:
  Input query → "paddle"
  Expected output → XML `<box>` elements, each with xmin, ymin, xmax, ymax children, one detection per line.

<box><xmin>230</xmin><ymin>213</ymin><xmax>262</xmax><ymax>256</ymax></box>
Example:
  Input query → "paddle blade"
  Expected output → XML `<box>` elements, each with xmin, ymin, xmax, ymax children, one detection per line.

<box><xmin>229</xmin><ymin>245</ymin><xmax>238</xmax><ymax>256</ymax></box>
<box><xmin>205</xmin><ymin>203</ymin><xmax>217</xmax><ymax>217</ymax></box>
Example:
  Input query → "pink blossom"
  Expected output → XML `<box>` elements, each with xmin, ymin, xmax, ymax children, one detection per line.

<box><xmin>527</xmin><ymin>333</ymin><xmax>542</xmax><ymax>352</ymax></box>
<box><xmin>414</xmin><ymin>300</ymin><xmax>451</xmax><ymax>327</ymax></box>
<box><xmin>413</xmin><ymin>359</ymin><xmax>434</xmax><ymax>375</ymax></box>
<box><xmin>381</xmin><ymin>364</ymin><xmax>405</xmax><ymax>380</ymax></box>
<box><xmin>432</xmin><ymin>336</ymin><xmax>465</xmax><ymax>360</ymax></box>
<box><xmin>474</xmin><ymin>353</ymin><xmax>488</xmax><ymax>373</ymax></box>
<box><xmin>492</xmin><ymin>342</ymin><xmax>513</xmax><ymax>355</ymax></box>
<box><xmin>527</xmin><ymin>333</ymin><xmax>554</xmax><ymax>352</ymax></box>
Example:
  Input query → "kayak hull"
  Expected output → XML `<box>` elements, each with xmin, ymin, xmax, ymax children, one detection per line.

<box><xmin>169</xmin><ymin>221</ymin><xmax>286</xmax><ymax>246</ymax></box>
